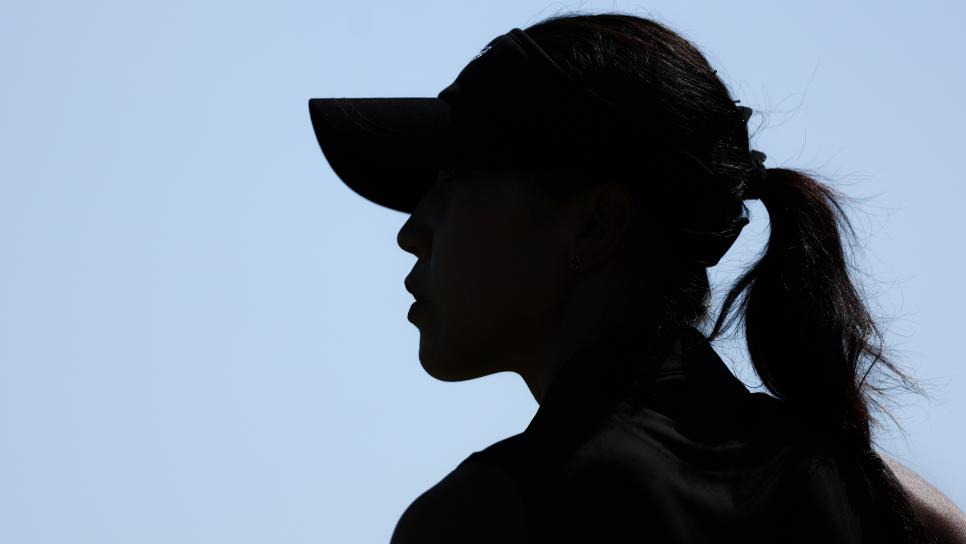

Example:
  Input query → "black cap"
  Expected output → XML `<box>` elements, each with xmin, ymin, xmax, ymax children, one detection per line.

<box><xmin>308</xmin><ymin>27</ymin><xmax>629</xmax><ymax>215</ymax></box>
<box><xmin>308</xmin><ymin>27</ymin><xmax>749</xmax><ymax>267</ymax></box>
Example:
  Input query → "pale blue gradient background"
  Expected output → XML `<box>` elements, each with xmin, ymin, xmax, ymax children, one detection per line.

<box><xmin>1</xmin><ymin>1</ymin><xmax>962</xmax><ymax>542</ymax></box>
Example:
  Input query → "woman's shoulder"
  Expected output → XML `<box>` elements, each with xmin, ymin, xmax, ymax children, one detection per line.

<box><xmin>389</xmin><ymin>451</ymin><xmax>530</xmax><ymax>544</ymax></box>
<box><xmin>879</xmin><ymin>453</ymin><xmax>966</xmax><ymax>544</ymax></box>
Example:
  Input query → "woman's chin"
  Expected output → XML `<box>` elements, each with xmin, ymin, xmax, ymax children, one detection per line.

<box><xmin>417</xmin><ymin>346</ymin><xmax>487</xmax><ymax>382</ymax></box>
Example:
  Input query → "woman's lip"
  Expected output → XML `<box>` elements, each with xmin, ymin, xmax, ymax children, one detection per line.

<box><xmin>408</xmin><ymin>299</ymin><xmax>428</xmax><ymax>321</ymax></box>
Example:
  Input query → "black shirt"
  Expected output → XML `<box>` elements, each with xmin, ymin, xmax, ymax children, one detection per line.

<box><xmin>455</xmin><ymin>321</ymin><xmax>872</xmax><ymax>543</ymax></box>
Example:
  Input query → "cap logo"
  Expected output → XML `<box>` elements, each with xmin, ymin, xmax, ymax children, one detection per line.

<box><xmin>470</xmin><ymin>44</ymin><xmax>492</xmax><ymax>62</ymax></box>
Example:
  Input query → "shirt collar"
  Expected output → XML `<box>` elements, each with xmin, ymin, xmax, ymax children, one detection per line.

<box><xmin>524</xmin><ymin>317</ymin><xmax>753</xmax><ymax>448</ymax></box>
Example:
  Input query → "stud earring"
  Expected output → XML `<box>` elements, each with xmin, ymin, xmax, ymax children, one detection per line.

<box><xmin>569</xmin><ymin>255</ymin><xmax>585</xmax><ymax>273</ymax></box>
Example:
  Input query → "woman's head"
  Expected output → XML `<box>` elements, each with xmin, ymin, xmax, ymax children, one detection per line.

<box><xmin>397</xmin><ymin>12</ymin><xmax>757</xmax><ymax>395</ymax></box>
<box><xmin>398</xmin><ymin>12</ymin><xmax>931</xmax><ymax>542</ymax></box>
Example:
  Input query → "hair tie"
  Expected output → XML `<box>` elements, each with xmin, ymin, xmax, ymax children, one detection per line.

<box><xmin>743</xmin><ymin>149</ymin><xmax>768</xmax><ymax>201</ymax></box>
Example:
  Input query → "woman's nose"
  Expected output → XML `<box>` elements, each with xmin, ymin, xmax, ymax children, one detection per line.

<box><xmin>396</xmin><ymin>179</ymin><xmax>444</xmax><ymax>258</ymax></box>
<box><xmin>397</xmin><ymin>213</ymin><xmax>429</xmax><ymax>259</ymax></box>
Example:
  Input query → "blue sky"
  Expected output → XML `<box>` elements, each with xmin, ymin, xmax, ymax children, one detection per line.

<box><xmin>1</xmin><ymin>1</ymin><xmax>963</xmax><ymax>542</ymax></box>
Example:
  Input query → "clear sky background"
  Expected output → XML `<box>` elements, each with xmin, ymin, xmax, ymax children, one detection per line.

<box><xmin>1</xmin><ymin>1</ymin><xmax>962</xmax><ymax>542</ymax></box>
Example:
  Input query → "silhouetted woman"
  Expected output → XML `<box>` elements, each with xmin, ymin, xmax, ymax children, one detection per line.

<box><xmin>308</xmin><ymin>12</ymin><xmax>966</xmax><ymax>544</ymax></box>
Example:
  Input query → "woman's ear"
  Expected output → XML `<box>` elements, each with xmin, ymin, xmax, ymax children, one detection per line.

<box><xmin>569</xmin><ymin>183</ymin><xmax>639</xmax><ymax>271</ymax></box>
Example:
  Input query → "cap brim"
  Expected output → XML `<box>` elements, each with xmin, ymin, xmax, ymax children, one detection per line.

<box><xmin>308</xmin><ymin>97</ymin><xmax>451</xmax><ymax>214</ymax></box>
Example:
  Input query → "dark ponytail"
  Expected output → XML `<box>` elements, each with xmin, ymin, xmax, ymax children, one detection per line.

<box><xmin>520</xmin><ymin>11</ymin><xmax>934</xmax><ymax>543</ymax></box>
<box><xmin>707</xmin><ymin>167</ymin><xmax>934</xmax><ymax>543</ymax></box>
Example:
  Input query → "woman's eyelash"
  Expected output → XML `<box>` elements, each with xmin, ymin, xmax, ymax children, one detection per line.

<box><xmin>440</xmin><ymin>169</ymin><xmax>460</xmax><ymax>182</ymax></box>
